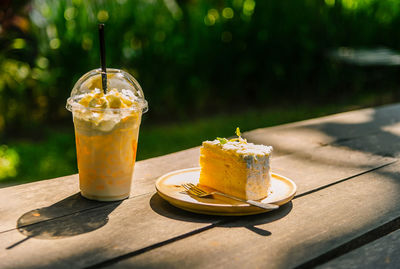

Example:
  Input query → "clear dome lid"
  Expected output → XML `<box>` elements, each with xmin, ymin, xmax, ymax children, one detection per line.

<box><xmin>66</xmin><ymin>68</ymin><xmax>148</xmax><ymax>113</ymax></box>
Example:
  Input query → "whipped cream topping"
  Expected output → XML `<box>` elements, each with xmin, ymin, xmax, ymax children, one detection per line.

<box><xmin>204</xmin><ymin>139</ymin><xmax>273</xmax><ymax>157</ymax></box>
<box><xmin>77</xmin><ymin>88</ymin><xmax>137</xmax><ymax>109</ymax></box>
<box><xmin>71</xmin><ymin>88</ymin><xmax>141</xmax><ymax>133</ymax></box>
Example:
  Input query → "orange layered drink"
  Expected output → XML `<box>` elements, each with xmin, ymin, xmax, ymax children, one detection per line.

<box><xmin>67</xmin><ymin>69</ymin><xmax>148</xmax><ymax>201</ymax></box>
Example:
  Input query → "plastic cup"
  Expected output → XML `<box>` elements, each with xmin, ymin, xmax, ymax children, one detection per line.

<box><xmin>66</xmin><ymin>68</ymin><xmax>148</xmax><ymax>201</ymax></box>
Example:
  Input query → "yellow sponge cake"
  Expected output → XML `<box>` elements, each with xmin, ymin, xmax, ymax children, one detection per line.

<box><xmin>199</xmin><ymin>132</ymin><xmax>273</xmax><ymax>200</ymax></box>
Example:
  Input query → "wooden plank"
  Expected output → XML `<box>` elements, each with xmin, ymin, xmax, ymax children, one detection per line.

<box><xmin>270</xmin><ymin>144</ymin><xmax>395</xmax><ymax>196</ymax></box>
<box><xmin>317</xmin><ymin>229</ymin><xmax>400</xmax><ymax>268</ymax></box>
<box><xmin>104</xmin><ymin>163</ymin><xmax>400</xmax><ymax>269</ymax></box>
<box><xmin>0</xmin><ymin>151</ymin><xmax>396</xmax><ymax>268</ymax></box>
<box><xmin>0</xmin><ymin>144</ymin><xmax>393</xmax><ymax>234</ymax></box>
<box><xmin>336</xmin><ymin>131</ymin><xmax>400</xmax><ymax>158</ymax></box>
<box><xmin>244</xmin><ymin>103</ymin><xmax>400</xmax><ymax>157</ymax></box>
<box><xmin>0</xmin><ymin>192</ymin><xmax>223</xmax><ymax>269</ymax></box>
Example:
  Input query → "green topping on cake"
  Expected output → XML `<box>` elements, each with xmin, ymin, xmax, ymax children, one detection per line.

<box><xmin>217</xmin><ymin>137</ymin><xmax>228</xmax><ymax>144</ymax></box>
<box><xmin>216</xmin><ymin>127</ymin><xmax>247</xmax><ymax>145</ymax></box>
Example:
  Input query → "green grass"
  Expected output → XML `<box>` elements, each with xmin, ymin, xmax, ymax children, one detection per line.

<box><xmin>0</xmin><ymin>100</ymin><xmax>382</xmax><ymax>187</ymax></box>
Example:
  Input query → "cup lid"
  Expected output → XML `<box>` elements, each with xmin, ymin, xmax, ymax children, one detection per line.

<box><xmin>66</xmin><ymin>68</ymin><xmax>148</xmax><ymax>113</ymax></box>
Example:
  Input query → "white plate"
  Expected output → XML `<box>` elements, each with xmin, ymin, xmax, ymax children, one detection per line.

<box><xmin>155</xmin><ymin>167</ymin><xmax>297</xmax><ymax>216</ymax></box>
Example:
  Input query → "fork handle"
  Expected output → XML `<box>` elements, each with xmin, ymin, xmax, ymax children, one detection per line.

<box><xmin>214</xmin><ymin>191</ymin><xmax>279</xmax><ymax>210</ymax></box>
<box><xmin>246</xmin><ymin>199</ymin><xmax>279</xmax><ymax>210</ymax></box>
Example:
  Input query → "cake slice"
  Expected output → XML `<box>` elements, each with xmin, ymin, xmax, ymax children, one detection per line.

<box><xmin>199</xmin><ymin>131</ymin><xmax>273</xmax><ymax>200</ymax></box>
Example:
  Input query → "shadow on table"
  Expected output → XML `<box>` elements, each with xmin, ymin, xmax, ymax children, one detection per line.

<box><xmin>149</xmin><ymin>193</ymin><xmax>223</xmax><ymax>223</ymax></box>
<box><xmin>7</xmin><ymin>193</ymin><xmax>121</xmax><ymax>249</ymax></box>
<box><xmin>273</xmin><ymin>105</ymin><xmax>400</xmax><ymax>268</ymax></box>
<box><xmin>217</xmin><ymin>202</ymin><xmax>293</xmax><ymax>236</ymax></box>
<box><xmin>150</xmin><ymin>193</ymin><xmax>293</xmax><ymax>236</ymax></box>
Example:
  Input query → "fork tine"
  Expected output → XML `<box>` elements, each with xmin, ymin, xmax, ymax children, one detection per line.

<box><xmin>192</xmin><ymin>184</ymin><xmax>206</xmax><ymax>191</ymax></box>
<box><xmin>188</xmin><ymin>187</ymin><xmax>203</xmax><ymax>195</ymax></box>
<box><xmin>186</xmin><ymin>189</ymin><xmax>203</xmax><ymax>196</ymax></box>
<box><xmin>187</xmin><ymin>183</ymin><xmax>208</xmax><ymax>195</ymax></box>
<box><xmin>183</xmin><ymin>184</ymin><xmax>200</xmax><ymax>193</ymax></box>
<box><xmin>188</xmin><ymin>183</ymin><xmax>201</xmax><ymax>190</ymax></box>
<box><xmin>182</xmin><ymin>184</ymin><xmax>201</xmax><ymax>194</ymax></box>
<box><xmin>183</xmin><ymin>184</ymin><xmax>194</xmax><ymax>190</ymax></box>
<box><xmin>195</xmin><ymin>189</ymin><xmax>207</xmax><ymax>195</ymax></box>
<box><xmin>189</xmin><ymin>190</ymin><xmax>201</xmax><ymax>197</ymax></box>
<box><xmin>182</xmin><ymin>184</ymin><xmax>190</xmax><ymax>190</ymax></box>
<box><xmin>183</xmin><ymin>183</ymin><xmax>196</xmax><ymax>190</ymax></box>
<box><xmin>181</xmin><ymin>183</ymin><xmax>210</xmax><ymax>197</ymax></box>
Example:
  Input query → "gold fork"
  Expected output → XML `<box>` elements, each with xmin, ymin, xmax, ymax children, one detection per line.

<box><xmin>182</xmin><ymin>183</ymin><xmax>279</xmax><ymax>210</ymax></box>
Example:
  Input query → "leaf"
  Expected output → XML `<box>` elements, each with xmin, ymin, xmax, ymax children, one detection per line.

<box><xmin>216</xmin><ymin>137</ymin><xmax>228</xmax><ymax>144</ymax></box>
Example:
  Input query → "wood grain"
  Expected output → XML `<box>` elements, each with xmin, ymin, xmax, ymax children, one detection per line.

<box><xmin>0</xmin><ymin>147</ymin><xmax>396</xmax><ymax>268</ymax></box>
<box><xmin>2</xmin><ymin>104</ymin><xmax>400</xmax><ymax>268</ymax></box>
<box><xmin>106</xmin><ymin>163</ymin><xmax>400</xmax><ymax>269</ymax></box>
<box><xmin>0</xmin><ymin>143</ymin><xmax>393</xmax><ymax>234</ymax></box>
<box><xmin>317</xmin><ymin>229</ymin><xmax>400</xmax><ymax>268</ymax></box>
<box><xmin>0</xmin><ymin>192</ymin><xmax>223</xmax><ymax>269</ymax></box>
<box><xmin>245</xmin><ymin>103</ymin><xmax>400</xmax><ymax>157</ymax></box>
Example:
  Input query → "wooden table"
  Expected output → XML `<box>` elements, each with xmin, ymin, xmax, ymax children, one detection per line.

<box><xmin>2</xmin><ymin>104</ymin><xmax>400</xmax><ymax>268</ymax></box>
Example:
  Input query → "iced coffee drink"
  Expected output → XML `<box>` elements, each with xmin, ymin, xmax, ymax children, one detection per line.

<box><xmin>66</xmin><ymin>69</ymin><xmax>148</xmax><ymax>201</ymax></box>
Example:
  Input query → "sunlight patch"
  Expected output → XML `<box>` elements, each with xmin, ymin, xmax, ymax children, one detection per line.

<box><xmin>330</xmin><ymin>109</ymin><xmax>373</xmax><ymax>124</ymax></box>
<box><xmin>0</xmin><ymin>145</ymin><xmax>20</xmax><ymax>180</ymax></box>
<box><xmin>382</xmin><ymin>122</ymin><xmax>400</xmax><ymax>137</ymax></box>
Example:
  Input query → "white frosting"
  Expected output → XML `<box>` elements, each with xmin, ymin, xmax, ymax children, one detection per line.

<box><xmin>203</xmin><ymin>139</ymin><xmax>273</xmax><ymax>159</ymax></box>
<box><xmin>245</xmin><ymin>157</ymin><xmax>270</xmax><ymax>199</ymax></box>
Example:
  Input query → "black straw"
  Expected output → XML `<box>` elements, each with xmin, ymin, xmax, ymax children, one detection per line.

<box><xmin>98</xmin><ymin>24</ymin><xmax>107</xmax><ymax>94</ymax></box>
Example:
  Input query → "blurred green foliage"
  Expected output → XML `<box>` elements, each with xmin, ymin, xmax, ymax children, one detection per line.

<box><xmin>3</xmin><ymin>0</ymin><xmax>400</xmax><ymax>134</ymax></box>
<box><xmin>2</xmin><ymin>0</ymin><xmax>400</xmax><ymax>184</ymax></box>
